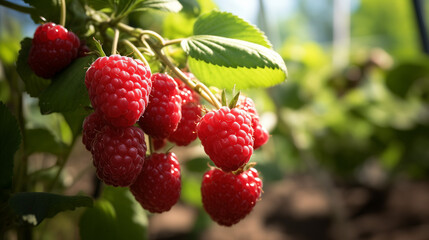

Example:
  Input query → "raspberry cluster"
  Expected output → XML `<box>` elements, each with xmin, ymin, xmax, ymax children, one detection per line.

<box><xmin>80</xmin><ymin>54</ymin><xmax>268</xmax><ymax>225</ymax></box>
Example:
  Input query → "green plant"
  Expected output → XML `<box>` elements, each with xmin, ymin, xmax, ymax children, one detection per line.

<box><xmin>0</xmin><ymin>0</ymin><xmax>286</xmax><ymax>239</ymax></box>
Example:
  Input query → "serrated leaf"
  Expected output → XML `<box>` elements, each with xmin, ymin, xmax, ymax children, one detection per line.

<box><xmin>23</xmin><ymin>0</ymin><xmax>60</xmax><ymax>23</ymax></box>
<box><xmin>134</xmin><ymin>0</ymin><xmax>183</xmax><ymax>13</ymax></box>
<box><xmin>181</xmin><ymin>35</ymin><xmax>287</xmax><ymax>89</ymax></box>
<box><xmin>194</xmin><ymin>11</ymin><xmax>272</xmax><ymax>48</ymax></box>
<box><xmin>9</xmin><ymin>192</ymin><xmax>92</xmax><ymax>226</ymax></box>
<box><xmin>0</xmin><ymin>102</ymin><xmax>21</xmax><ymax>191</ymax></box>
<box><xmin>385</xmin><ymin>62</ymin><xmax>429</xmax><ymax>98</ymax></box>
<box><xmin>39</xmin><ymin>56</ymin><xmax>94</xmax><ymax>114</ymax></box>
<box><xmin>16</xmin><ymin>38</ymin><xmax>50</xmax><ymax>97</ymax></box>
<box><xmin>25</xmin><ymin>128</ymin><xmax>67</xmax><ymax>156</ymax></box>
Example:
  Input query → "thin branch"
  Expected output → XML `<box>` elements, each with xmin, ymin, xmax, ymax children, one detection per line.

<box><xmin>0</xmin><ymin>0</ymin><xmax>34</xmax><ymax>14</ymax></box>
<box><xmin>122</xmin><ymin>39</ymin><xmax>150</xmax><ymax>68</ymax></box>
<box><xmin>111</xmin><ymin>28</ymin><xmax>120</xmax><ymax>55</ymax></box>
<box><xmin>60</xmin><ymin>0</ymin><xmax>66</xmax><ymax>26</ymax></box>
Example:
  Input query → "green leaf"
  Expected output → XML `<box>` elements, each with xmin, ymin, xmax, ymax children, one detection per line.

<box><xmin>0</xmin><ymin>102</ymin><xmax>21</xmax><ymax>191</ymax></box>
<box><xmin>23</xmin><ymin>0</ymin><xmax>61</xmax><ymax>23</ymax></box>
<box><xmin>9</xmin><ymin>192</ymin><xmax>92</xmax><ymax>226</ymax></box>
<box><xmin>39</xmin><ymin>56</ymin><xmax>94</xmax><ymax>114</ymax></box>
<box><xmin>25</xmin><ymin>128</ymin><xmax>67</xmax><ymax>156</ymax></box>
<box><xmin>16</xmin><ymin>38</ymin><xmax>50</xmax><ymax>97</ymax></box>
<box><xmin>193</xmin><ymin>11</ymin><xmax>272</xmax><ymax>48</ymax></box>
<box><xmin>102</xmin><ymin>186</ymin><xmax>148</xmax><ymax>240</ymax></box>
<box><xmin>385</xmin><ymin>62</ymin><xmax>429</xmax><ymax>98</ymax></box>
<box><xmin>134</xmin><ymin>0</ymin><xmax>183</xmax><ymax>13</ymax></box>
<box><xmin>181</xmin><ymin>35</ymin><xmax>287</xmax><ymax>89</ymax></box>
<box><xmin>80</xmin><ymin>200</ymin><xmax>117</xmax><ymax>240</ymax></box>
<box><xmin>80</xmin><ymin>187</ymin><xmax>148</xmax><ymax>240</ymax></box>
<box><xmin>62</xmin><ymin>108</ymin><xmax>89</xmax><ymax>139</ymax></box>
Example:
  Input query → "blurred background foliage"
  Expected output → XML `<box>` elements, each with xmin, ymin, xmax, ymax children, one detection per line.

<box><xmin>1</xmin><ymin>0</ymin><xmax>429</xmax><ymax>239</ymax></box>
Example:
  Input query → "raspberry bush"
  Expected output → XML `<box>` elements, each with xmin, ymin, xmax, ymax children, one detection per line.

<box><xmin>0</xmin><ymin>0</ymin><xmax>287</xmax><ymax>238</ymax></box>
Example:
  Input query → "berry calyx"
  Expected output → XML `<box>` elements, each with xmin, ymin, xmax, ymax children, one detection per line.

<box><xmin>85</xmin><ymin>55</ymin><xmax>152</xmax><ymax>128</ymax></box>
<box><xmin>130</xmin><ymin>152</ymin><xmax>181</xmax><ymax>213</ymax></box>
<box><xmin>201</xmin><ymin>167</ymin><xmax>262</xmax><ymax>226</ymax></box>
<box><xmin>197</xmin><ymin>107</ymin><xmax>254</xmax><ymax>172</ymax></box>
<box><xmin>28</xmin><ymin>22</ymin><xmax>80</xmax><ymax>79</ymax></box>
<box><xmin>91</xmin><ymin>125</ymin><xmax>147</xmax><ymax>187</ymax></box>
<box><xmin>138</xmin><ymin>73</ymin><xmax>182</xmax><ymax>139</ymax></box>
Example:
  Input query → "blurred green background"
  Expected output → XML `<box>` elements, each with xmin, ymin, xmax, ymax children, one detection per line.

<box><xmin>1</xmin><ymin>0</ymin><xmax>429</xmax><ymax>239</ymax></box>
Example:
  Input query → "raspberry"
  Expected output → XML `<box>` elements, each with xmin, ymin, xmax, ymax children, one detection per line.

<box><xmin>85</xmin><ymin>55</ymin><xmax>152</xmax><ymax>128</ymax></box>
<box><xmin>28</xmin><ymin>22</ymin><xmax>80</xmax><ymax>79</ymax></box>
<box><xmin>197</xmin><ymin>107</ymin><xmax>254</xmax><ymax>172</ymax></box>
<box><xmin>153</xmin><ymin>138</ymin><xmax>166</xmax><ymax>151</ymax></box>
<box><xmin>253</xmin><ymin>119</ymin><xmax>269</xmax><ymax>149</ymax></box>
<box><xmin>92</xmin><ymin>125</ymin><xmax>146</xmax><ymax>187</ymax></box>
<box><xmin>130</xmin><ymin>152</ymin><xmax>181</xmax><ymax>213</ymax></box>
<box><xmin>237</xmin><ymin>95</ymin><xmax>269</xmax><ymax>149</ymax></box>
<box><xmin>138</xmin><ymin>73</ymin><xmax>182</xmax><ymax>139</ymax></box>
<box><xmin>168</xmin><ymin>102</ymin><xmax>201</xmax><ymax>146</ymax></box>
<box><xmin>82</xmin><ymin>111</ymin><xmax>104</xmax><ymax>151</ymax></box>
<box><xmin>201</xmin><ymin>167</ymin><xmax>262</xmax><ymax>226</ymax></box>
<box><xmin>174</xmin><ymin>76</ymin><xmax>200</xmax><ymax>104</ymax></box>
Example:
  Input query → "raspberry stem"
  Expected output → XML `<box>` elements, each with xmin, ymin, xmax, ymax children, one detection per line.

<box><xmin>60</xmin><ymin>0</ymin><xmax>66</xmax><ymax>26</ymax></box>
<box><xmin>122</xmin><ymin>39</ymin><xmax>150</xmax><ymax>70</ymax></box>
<box><xmin>111</xmin><ymin>28</ymin><xmax>120</xmax><ymax>55</ymax></box>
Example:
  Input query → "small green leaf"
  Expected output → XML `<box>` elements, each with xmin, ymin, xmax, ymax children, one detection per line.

<box><xmin>193</xmin><ymin>10</ymin><xmax>272</xmax><ymax>48</ymax></box>
<box><xmin>385</xmin><ymin>62</ymin><xmax>429</xmax><ymax>98</ymax></box>
<box><xmin>134</xmin><ymin>0</ymin><xmax>183</xmax><ymax>13</ymax></box>
<box><xmin>62</xmin><ymin>108</ymin><xmax>90</xmax><ymax>139</ymax></box>
<box><xmin>23</xmin><ymin>0</ymin><xmax>60</xmax><ymax>23</ymax></box>
<box><xmin>181</xmin><ymin>35</ymin><xmax>287</xmax><ymax>90</ymax></box>
<box><xmin>0</xmin><ymin>102</ymin><xmax>21</xmax><ymax>191</ymax></box>
<box><xmin>80</xmin><ymin>200</ymin><xmax>117</xmax><ymax>240</ymax></box>
<box><xmin>9</xmin><ymin>192</ymin><xmax>92</xmax><ymax>226</ymax></box>
<box><xmin>16</xmin><ymin>38</ymin><xmax>50</xmax><ymax>97</ymax></box>
<box><xmin>25</xmin><ymin>128</ymin><xmax>67</xmax><ymax>156</ymax></box>
<box><xmin>39</xmin><ymin>56</ymin><xmax>94</xmax><ymax>114</ymax></box>
<box><xmin>102</xmin><ymin>186</ymin><xmax>148</xmax><ymax>240</ymax></box>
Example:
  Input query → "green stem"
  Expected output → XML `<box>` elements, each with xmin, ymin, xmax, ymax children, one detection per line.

<box><xmin>60</xmin><ymin>0</ymin><xmax>66</xmax><ymax>26</ymax></box>
<box><xmin>0</xmin><ymin>0</ymin><xmax>34</xmax><ymax>14</ymax></box>
<box><xmin>111</xmin><ymin>28</ymin><xmax>120</xmax><ymax>55</ymax></box>
<box><xmin>163</xmin><ymin>38</ymin><xmax>184</xmax><ymax>47</ymax></box>
<box><xmin>147</xmin><ymin>39</ymin><xmax>222</xmax><ymax>109</ymax></box>
<box><xmin>122</xmin><ymin>39</ymin><xmax>150</xmax><ymax>68</ymax></box>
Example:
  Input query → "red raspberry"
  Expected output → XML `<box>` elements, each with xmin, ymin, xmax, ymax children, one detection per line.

<box><xmin>174</xmin><ymin>75</ymin><xmax>200</xmax><ymax>104</ymax></box>
<box><xmin>153</xmin><ymin>138</ymin><xmax>166</xmax><ymax>151</ymax></box>
<box><xmin>237</xmin><ymin>95</ymin><xmax>269</xmax><ymax>149</ymax></box>
<box><xmin>253</xmin><ymin>119</ymin><xmax>269</xmax><ymax>149</ymax></box>
<box><xmin>138</xmin><ymin>73</ymin><xmax>182</xmax><ymax>139</ymax></box>
<box><xmin>85</xmin><ymin>55</ymin><xmax>152</xmax><ymax>128</ymax></box>
<box><xmin>28</xmin><ymin>22</ymin><xmax>80</xmax><ymax>79</ymax></box>
<box><xmin>197</xmin><ymin>107</ymin><xmax>254</xmax><ymax>172</ymax></box>
<box><xmin>82</xmin><ymin>111</ymin><xmax>104</xmax><ymax>151</ymax></box>
<box><xmin>168</xmin><ymin>102</ymin><xmax>201</xmax><ymax>146</ymax></box>
<box><xmin>130</xmin><ymin>152</ymin><xmax>181</xmax><ymax>213</ymax></box>
<box><xmin>201</xmin><ymin>167</ymin><xmax>262</xmax><ymax>226</ymax></box>
<box><xmin>92</xmin><ymin>125</ymin><xmax>146</xmax><ymax>187</ymax></box>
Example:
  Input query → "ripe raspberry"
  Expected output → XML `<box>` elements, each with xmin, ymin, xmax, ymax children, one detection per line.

<box><xmin>85</xmin><ymin>55</ymin><xmax>152</xmax><ymax>128</ymax></box>
<box><xmin>92</xmin><ymin>125</ymin><xmax>146</xmax><ymax>187</ymax></box>
<box><xmin>82</xmin><ymin>111</ymin><xmax>104</xmax><ymax>151</ymax></box>
<box><xmin>138</xmin><ymin>73</ymin><xmax>182</xmax><ymax>139</ymax></box>
<box><xmin>28</xmin><ymin>22</ymin><xmax>80</xmax><ymax>78</ymax></box>
<box><xmin>253</xmin><ymin>120</ymin><xmax>269</xmax><ymax>149</ymax></box>
<box><xmin>168</xmin><ymin>102</ymin><xmax>201</xmax><ymax>146</ymax></box>
<box><xmin>201</xmin><ymin>167</ymin><xmax>262</xmax><ymax>226</ymax></box>
<box><xmin>130</xmin><ymin>152</ymin><xmax>181</xmax><ymax>213</ymax></box>
<box><xmin>153</xmin><ymin>138</ymin><xmax>166</xmax><ymax>151</ymax></box>
<box><xmin>174</xmin><ymin>75</ymin><xmax>200</xmax><ymax>104</ymax></box>
<box><xmin>237</xmin><ymin>95</ymin><xmax>269</xmax><ymax>149</ymax></box>
<box><xmin>197</xmin><ymin>107</ymin><xmax>254</xmax><ymax>172</ymax></box>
